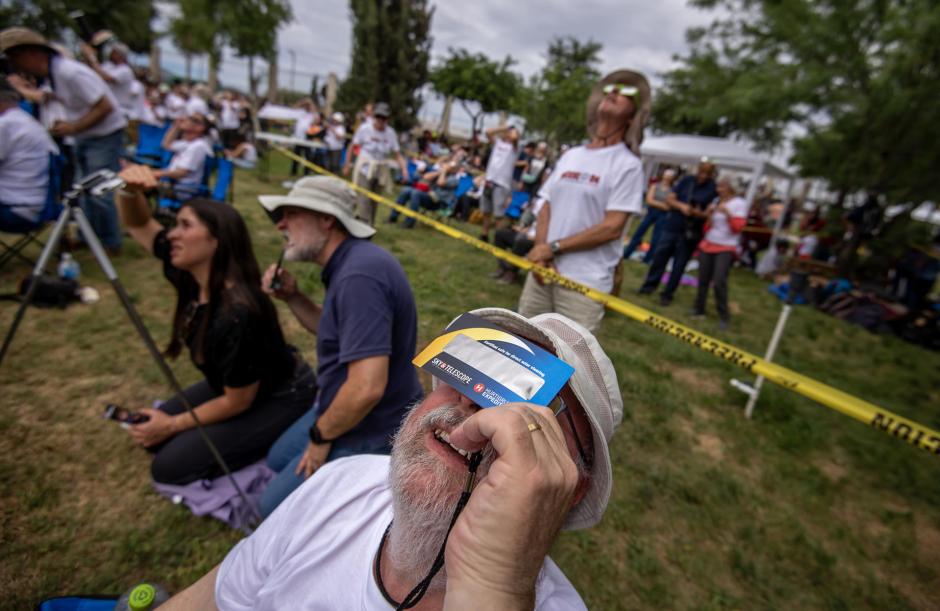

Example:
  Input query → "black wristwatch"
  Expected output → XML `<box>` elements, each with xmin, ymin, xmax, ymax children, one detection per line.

<box><xmin>308</xmin><ymin>421</ymin><xmax>335</xmax><ymax>445</ymax></box>
<box><xmin>550</xmin><ymin>240</ymin><xmax>562</xmax><ymax>255</ymax></box>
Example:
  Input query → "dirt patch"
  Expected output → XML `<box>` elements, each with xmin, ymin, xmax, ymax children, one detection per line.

<box><xmin>915</xmin><ymin>514</ymin><xmax>940</xmax><ymax>569</ymax></box>
<box><xmin>670</xmin><ymin>366</ymin><xmax>723</xmax><ymax>396</ymax></box>
<box><xmin>816</xmin><ymin>458</ymin><xmax>848</xmax><ymax>483</ymax></box>
<box><xmin>697</xmin><ymin>433</ymin><xmax>725</xmax><ymax>460</ymax></box>
<box><xmin>676</xmin><ymin>417</ymin><xmax>725</xmax><ymax>461</ymax></box>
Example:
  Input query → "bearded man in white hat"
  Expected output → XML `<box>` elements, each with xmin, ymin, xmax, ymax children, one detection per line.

<box><xmin>161</xmin><ymin>307</ymin><xmax>623</xmax><ymax>610</ymax></box>
<box><xmin>254</xmin><ymin>176</ymin><xmax>424</xmax><ymax>518</ymax></box>
<box><xmin>519</xmin><ymin>69</ymin><xmax>652</xmax><ymax>332</ymax></box>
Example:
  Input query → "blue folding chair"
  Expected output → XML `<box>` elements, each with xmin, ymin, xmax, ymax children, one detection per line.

<box><xmin>211</xmin><ymin>157</ymin><xmax>235</xmax><ymax>203</ymax></box>
<box><xmin>129</xmin><ymin>123</ymin><xmax>170</xmax><ymax>167</ymax></box>
<box><xmin>505</xmin><ymin>191</ymin><xmax>529</xmax><ymax>220</ymax></box>
<box><xmin>455</xmin><ymin>174</ymin><xmax>474</xmax><ymax>199</ymax></box>
<box><xmin>0</xmin><ymin>153</ymin><xmax>64</xmax><ymax>270</ymax></box>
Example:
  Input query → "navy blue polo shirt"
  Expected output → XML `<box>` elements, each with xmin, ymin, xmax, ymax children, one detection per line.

<box><xmin>313</xmin><ymin>237</ymin><xmax>423</xmax><ymax>452</ymax></box>
<box><xmin>664</xmin><ymin>175</ymin><xmax>718</xmax><ymax>233</ymax></box>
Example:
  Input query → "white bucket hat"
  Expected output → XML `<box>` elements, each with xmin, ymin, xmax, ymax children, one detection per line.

<box><xmin>258</xmin><ymin>176</ymin><xmax>376</xmax><ymax>239</ymax></box>
<box><xmin>451</xmin><ymin>308</ymin><xmax>624</xmax><ymax>531</ymax></box>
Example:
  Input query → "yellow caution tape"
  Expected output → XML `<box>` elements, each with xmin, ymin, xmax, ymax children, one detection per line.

<box><xmin>273</xmin><ymin>145</ymin><xmax>940</xmax><ymax>456</ymax></box>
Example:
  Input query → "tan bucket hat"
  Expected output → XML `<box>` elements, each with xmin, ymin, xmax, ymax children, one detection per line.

<box><xmin>585</xmin><ymin>69</ymin><xmax>652</xmax><ymax>156</ymax></box>
<box><xmin>258</xmin><ymin>175</ymin><xmax>376</xmax><ymax>239</ymax></box>
<box><xmin>0</xmin><ymin>27</ymin><xmax>59</xmax><ymax>55</ymax></box>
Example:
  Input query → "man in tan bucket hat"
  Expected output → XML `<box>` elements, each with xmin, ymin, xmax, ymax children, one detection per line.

<box><xmin>519</xmin><ymin>69</ymin><xmax>652</xmax><ymax>332</ymax></box>
<box><xmin>2</xmin><ymin>26</ymin><xmax>127</xmax><ymax>253</ymax></box>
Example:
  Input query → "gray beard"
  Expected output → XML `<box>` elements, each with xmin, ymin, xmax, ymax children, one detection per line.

<box><xmin>284</xmin><ymin>232</ymin><xmax>326</xmax><ymax>262</ymax></box>
<box><xmin>386</xmin><ymin>401</ymin><xmax>495</xmax><ymax>591</ymax></box>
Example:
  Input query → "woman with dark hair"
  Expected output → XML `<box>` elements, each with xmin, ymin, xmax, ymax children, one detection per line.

<box><xmin>113</xmin><ymin>165</ymin><xmax>317</xmax><ymax>484</ymax></box>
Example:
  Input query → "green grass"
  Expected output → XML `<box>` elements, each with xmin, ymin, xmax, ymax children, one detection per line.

<box><xmin>1</xmin><ymin>155</ymin><xmax>938</xmax><ymax>609</ymax></box>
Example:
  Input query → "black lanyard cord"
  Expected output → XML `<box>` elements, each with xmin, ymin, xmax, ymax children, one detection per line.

<box><xmin>374</xmin><ymin>452</ymin><xmax>483</xmax><ymax>610</ymax></box>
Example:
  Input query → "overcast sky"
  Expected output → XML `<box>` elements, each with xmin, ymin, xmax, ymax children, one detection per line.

<box><xmin>157</xmin><ymin>0</ymin><xmax>715</xmax><ymax>130</ymax></box>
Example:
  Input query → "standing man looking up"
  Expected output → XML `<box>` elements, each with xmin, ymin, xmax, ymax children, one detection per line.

<box><xmin>79</xmin><ymin>39</ymin><xmax>136</xmax><ymax>122</ymax></box>
<box><xmin>637</xmin><ymin>159</ymin><xmax>718</xmax><ymax>306</ymax></box>
<box><xmin>479</xmin><ymin>124</ymin><xmax>519</xmax><ymax>243</ymax></box>
<box><xmin>2</xmin><ymin>27</ymin><xmax>127</xmax><ymax>254</ymax></box>
<box><xmin>256</xmin><ymin>176</ymin><xmax>423</xmax><ymax>516</ymax></box>
<box><xmin>519</xmin><ymin>70</ymin><xmax>650</xmax><ymax>332</ymax></box>
<box><xmin>343</xmin><ymin>102</ymin><xmax>408</xmax><ymax>226</ymax></box>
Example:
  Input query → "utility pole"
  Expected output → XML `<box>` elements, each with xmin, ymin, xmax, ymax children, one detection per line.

<box><xmin>289</xmin><ymin>50</ymin><xmax>296</xmax><ymax>92</ymax></box>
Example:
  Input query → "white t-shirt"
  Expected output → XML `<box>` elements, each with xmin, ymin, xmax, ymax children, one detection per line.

<box><xmin>186</xmin><ymin>96</ymin><xmax>210</xmax><ymax>117</ymax></box>
<box><xmin>100</xmin><ymin>61</ymin><xmax>135</xmax><ymax>117</ymax></box>
<box><xmin>703</xmin><ymin>196</ymin><xmax>749</xmax><ymax>248</ymax></box>
<box><xmin>292</xmin><ymin>112</ymin><xmax>317</xmax><ymax>140</ymax></box>
<box><xmin>165</xmin><ymin>92</ymin><xmax>187</xmax><ymax>119</ymax></box>
<box><xmin>325</xmin><ymin>124</ymin><xmax>346</xmax><ymax>151</ymax></box>
<box><xmin>485</xmin><ymin>137</ymin><xmax>517</xmax><ymax>189</ymax></box>
<box><xmin>219</xmin><ymin>100</ymin><xmax>241</xmax><ymax>130</ymax></box>
<box><xmin>167</xmin><ymin>137</ymin><xmax>213</xmax><ymax>187</ymax></box>
<box><xmin>542</xmin><ymin>143</ymin><xmax>643</xmax><ymax>292</ymax></box>
<box><xmin>239</xmin><ymin>143</ymin><xmax>258</xmax><ymax>163</ymax></box>
<box><xmin>128</xmin><ymin>79</ymin><xmax>146</xmax><ymax>121</ymax></box>
<box><xmin>216</xmin><ymin>455</ymin><xmax>586</xmax><ymax>611</ymax></box>
<box><xmin>0</xmin><ymin>108</ymin><xmax>59</xmax><ymax>217</ymax></box>
<box><xmin>352</xmin><ymin>121</ymin><xmax>399</xmax><ymax>163</ymax></box>
<box><xmin>50</xmin><ymin>56</ymin><xmax>126</xmax><ymax>139</ymax></box>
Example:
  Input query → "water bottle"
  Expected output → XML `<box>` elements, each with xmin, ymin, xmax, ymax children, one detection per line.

<box><xmin>115</xmin><ymin>582</ymin><xmax>171</xmax><ymax>610</ymax></box>
<box><xmin>57</xmin><ymin>253</ymin><xmax>80</xmax><ymax>281</ymax></box>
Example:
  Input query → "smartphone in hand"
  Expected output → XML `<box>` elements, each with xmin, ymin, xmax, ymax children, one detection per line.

<box><xmin>103</xmin><ymin>403</ymin><xmax>150</xmax><ymax>425</ymax></box>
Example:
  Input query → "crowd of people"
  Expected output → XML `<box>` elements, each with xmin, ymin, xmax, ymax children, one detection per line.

<box><xmin>1</xmin><ymin>24</ymin><xmax>648</xmax><ymax>609</ymax></box>
<box><xmin>4</xmin><ymin>21</ymin><xmax>939</xmax><ymax>610</ymax></box>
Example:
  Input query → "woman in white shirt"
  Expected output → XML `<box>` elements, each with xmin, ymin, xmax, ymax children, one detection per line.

<box><xmin>692</xmin><ymin>176</ymin><xmax>749</xmax><ymax>329</ymax></box>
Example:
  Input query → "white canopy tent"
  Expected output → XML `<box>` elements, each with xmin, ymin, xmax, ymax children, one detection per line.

<box><xmin>640</xmin><ymin>134</ymin><xmax>796</xmax><ymax>206</ymax></box>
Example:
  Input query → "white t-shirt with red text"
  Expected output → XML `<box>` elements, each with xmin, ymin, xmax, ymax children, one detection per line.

<box><xmin>542</xmin><ymin>143</ymin><xmax>643</xmax><ymax>292</ymax></box>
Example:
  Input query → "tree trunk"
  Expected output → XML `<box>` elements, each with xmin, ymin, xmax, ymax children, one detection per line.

<box><xmin>438</xmin><ymin>95</ymin><xmax>453</xmax><ymax>136</ymax></box>
<box><xmin>208</xmin><ymin>52</ymin><xmax>220</xmax><ymax>92</ymax></box>
<box><xmin>248</xmin><ymin>56</ymin><xmax>258</xmax><ymax>101</ymax></box>
<box><xmin>266</xmin><ymin>50</ymin><xmax>279</xmax><ymax>103</ymax></box>
<box><xmin>149</xmin><ymin>45</ymin><xmax>161</xmax><ymax>82</ymax></box>
<box><xmin>325</xmin><ymin>73</ymin><xmax>338</xmax><ymax>115</ymax></box>
<box><xmin>498</xmin><ymin>110</ymin><xmax>508</xmax><ymax>128</ymax></box>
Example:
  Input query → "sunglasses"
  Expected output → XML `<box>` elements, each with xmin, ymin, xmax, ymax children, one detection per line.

<box><xmin>602</xmin><ymin>83</ymin><xmax>638</xmax><ymax>100</ymax></box>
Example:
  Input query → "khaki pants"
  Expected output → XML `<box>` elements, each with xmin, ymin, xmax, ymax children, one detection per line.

<box><xmin>352</xmin><ymin>157</ymin><xmax>393</xmax><ymax>225</ymax></box>
<box><xmin>517</xmin><ymin>273</ymin><xmax>606</xmax><ymax>333</ymax></box>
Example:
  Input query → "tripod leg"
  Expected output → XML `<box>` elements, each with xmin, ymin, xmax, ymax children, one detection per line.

<box><xmin>0</xmin><ymin>206</ymin><xmax>72</xmax><ymax>367</ymax></box>
<box><xmin>70</xmin><ymin>206</ymin><xmax>261</xmax><ymax>525</ymax></box>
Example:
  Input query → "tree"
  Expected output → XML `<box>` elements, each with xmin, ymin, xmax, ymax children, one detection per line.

<box><xmin>429</xmin><ymin>48</ymin><xmax>521</xmax><ymax>140</ymax></box>
<box><xmin>336</xmin><ymin>0</ymin><xmax>433</xmax><ymax>131</ymax></box>
<box><xmin>169</xmin><ymin>0</ymin><xmax>216</xmax><ymax>84</ymax></box>
<box><xmin>654</xmin><ymin>0</ymin><xmax>940</xmax><ymax>207</ymax></box>
<box><xmin>168</xmin><ymin>0</ymin><xmax>291</xmax><ymax>96</ymax></box>
<box><xmin>516</xmin><ymin>37</ymin><xmax>602</xmax><ymax>147</ymax></box>
<box><xmin>0</xmin><ymin>0</ymin><xmax>156</xmax><ymax>52</ymax></box>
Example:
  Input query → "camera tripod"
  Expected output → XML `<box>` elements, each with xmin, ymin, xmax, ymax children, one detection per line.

<box><xmin>0</xmin><ymin>170</ymin><xmax>260</xmax><ymax>524</ymax></box>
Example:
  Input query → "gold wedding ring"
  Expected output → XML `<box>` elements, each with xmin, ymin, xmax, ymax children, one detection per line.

<box><xmin>527</xmin><ymin>422</ymin><xmax>542</xmax><ymax>433</ymax></box>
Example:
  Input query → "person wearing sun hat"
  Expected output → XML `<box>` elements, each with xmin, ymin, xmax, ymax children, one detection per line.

<box><xmin>161</xmin><ymin>306</ymin><xmax>622</xmax><ymax>610</ymax></box>
<box><xmin>519</xmin><ymin>69</ymin><xmax>651</xmax><ymax>332</ymax></box>
<box><xmin>1</xmin><ymin>26</ymin><xmax>127</xmax><ymax>253</ymax></box>
<box><xmin>255</xmin><ymin>175</ymin><xmax>424</xmax><ymax>517</ymax></box>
